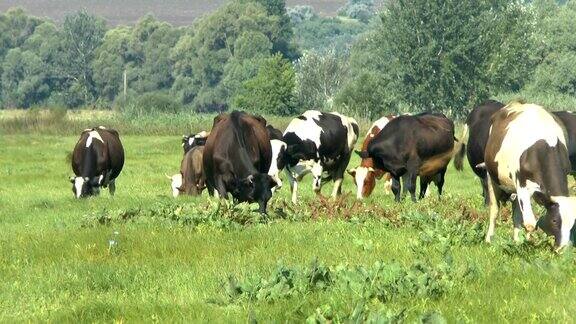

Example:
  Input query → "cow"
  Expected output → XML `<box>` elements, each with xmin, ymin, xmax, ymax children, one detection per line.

<box><xmin>358</xmin><ymin>112</ymin><xmax>455</xmax><ymax>202</ymax></box>
<box><xmin>203</xmin><ymin>111</ymin><xmax>278</xmax><ymax>214</ymax></box>
<box><xmin>167</xmin><ymin>146</ymin><xmax>205</xmax><ymax>197</ymax></box>
<box><xmin>266</xmin><ymin>125</ymin><xmax>284</xmax><ymax>141</ymax></box>
<box><xmin>453</xmin><ymin>100</ymin><xmax>505</xmax><ymax>205</ymax></box>
<box><xmin>454</xmin><ymin>101</ymin><xmax>576</xmax><ymax>205</ymax></box>
<box><xmin>347</xmin><ymin>116</ymin><xmax>395</xmax><ymax>199</ymax></box>
<box><xmin>70</xmin><ymin>126</ymin><xmax>124</xmax><ymax>198</ymax></box>
<box><xmin>268</xmin><ymin>139</ymin><xmax>287</xmax><ymax>192</ymax></box>
<box><xmin>483</xmin><ymin>102</ymin><xmax>576</xmax><ymax>251</ymax></box>
<box><xmin>182</xmin><ymin>131</ymin><xmax>209</xmax><ymax>153</ymax></box>
<box><xmin>282</xmin><ymin>110</ymin><xmax>359</xmax><ymax>204</ymax></box>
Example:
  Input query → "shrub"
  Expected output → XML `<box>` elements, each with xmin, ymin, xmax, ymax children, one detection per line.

<box><xmin>119</xmin><ymin>91</ymin><xmax>183</xmax><ymax>117</ymax></box>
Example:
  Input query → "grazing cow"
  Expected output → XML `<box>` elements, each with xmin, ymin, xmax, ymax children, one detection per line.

<box><xmin>182</xmin><ymin>131</ymin><xmax>209</xmax><ymax>153</ymax></box>
<box><xmin>70</xmin><ymin>126</ymin><xmax>124</xmax><ymax>198</ymax></box>
<box><xmin>266</xmin><ymin>125</ymin><xmax>284</xmax><ymax>141</ymax></box>
<box><xmin>168</xmin><ymin>146</ymin><xmax>205</xmax><ymax>197</ymax></box>
<box><xmin>347</xmin><ymin>116</ymin><xmax>395</xmax><ymax>199</ymax></box>
<box><xmin>203</xmin><ymin>111</ymin><xmax>278</xmax><ymax>213</ymax></box>
<box><xmin>359</xmin><ymin>112</ymin><xmax>455</xmax><ymax>202</ymax></box>
<box><xmin>483</xmin><ymin>102</ymin><xmax>576</xmax><ymax>250</ymax></box>
<box><xmin>453</xmin><ymin>100</ymin><xmax>505</xmax><ymax>205</ymax></box>
<box><xmin>268</xmin><ymin>139</ymin><xmax>287</xmax><ymax>191</ymax></box>
<box><xmin>282</xmin><ymin>110</ymin><xmax>359</xmax><ymax>204</ymax></box>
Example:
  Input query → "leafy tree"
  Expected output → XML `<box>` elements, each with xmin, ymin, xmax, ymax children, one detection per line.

<box><xmin>57</xmin><ymin>11</ymin><xmax>106</xmax><ymax>107</ymax></box>
<box><xmin>292</xmin><ymin>16</ymin><xmax>368</xmax><ymax>54</ymax></box>
<box><xmin>528</xmin><ymin>1</ymin><xmax>576</xmax><ymax>96</ymax></box>
<box><xmin>233</xmin><ymin>53</ymin><xmax>297</xmax><ymax>115</ymax></box>
<box><xmin>295</xmin><ymin>50</ymin><xmax>349</xmax><ymax>110</ymax></box>
<box><xmin>287</xmin><ymin>5</ymin><xmax>317</xmax><ymax>24</ymax></box>
<box><xmin>92</xmin><ymin>27</ymin><xmax>132</xmax><ymax>102</ymax></box>
<box><xmin>337</xmin><ymin>0</ymin><xmax>376</xmax><ymax>23</ymax></box>
<box><xmin>243</xmin><ymin>0</ymin><xmax>299</xmax><ymax>59</ymax></box>
<box><xmin>1</xmin><ymin>48</ymin><xmax>49</xmax><ymax>107</ymax></box>
<box><xmin>172</xmin><ymin>1</ymin><xmax>288</xmax><ymax>111</ymax></box>
<box><xmin>339</xmin><ymin>0</ymin><xmax>535</xmax><ymax>118</ymax></box>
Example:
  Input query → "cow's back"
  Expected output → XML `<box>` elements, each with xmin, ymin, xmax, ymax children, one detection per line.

<box><xmin>72</xmin><ymin>127</ymin><xmax>123</xmax><ymax>178</ymax></box>
<box><xmin>367</xmin><ymin>113</ymin><xmax>454</xmax><ymax>176</ymax></box>
<box><xmin>204</xmin><ymin>112</ymin><xmax>272</xmax><ymax>178</ymax></box>
<box><xmin>485</xmin><ymin>103</ymin><xmax>569</xmax><ymax>191</ymax></box>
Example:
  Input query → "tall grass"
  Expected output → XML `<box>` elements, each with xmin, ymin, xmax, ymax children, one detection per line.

<box><xmin>0</xmin><ymin>108</ymin><xmax>373</xmax><ymax>136</ymax></box>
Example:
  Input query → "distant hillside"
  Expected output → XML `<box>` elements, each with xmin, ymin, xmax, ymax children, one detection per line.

<box><xmin>0</xmin><ymin>0</ymin><xmax>348</xmax><ymax>26</ymax></box>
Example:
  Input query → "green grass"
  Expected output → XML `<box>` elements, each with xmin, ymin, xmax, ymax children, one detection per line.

<box><xmin>1</xmin><ymin>132</ymin><xmax>575</xmax><ymax>322</ymax></box>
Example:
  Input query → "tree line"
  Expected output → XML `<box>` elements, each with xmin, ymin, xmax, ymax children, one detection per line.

<box><xmin>0</xmin><ymin>0</ymin><xmax>574</xmax><ymax>118</ymax></box>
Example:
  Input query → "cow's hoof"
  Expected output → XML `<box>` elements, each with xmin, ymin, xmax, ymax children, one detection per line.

<box><xmin>524</xmin><ymin>224</ymin><xmax>536</xmax><ymax>232</ymax></box>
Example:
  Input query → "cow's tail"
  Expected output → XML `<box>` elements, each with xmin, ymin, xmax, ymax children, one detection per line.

<box><xmin>453</xmin><ymin>124</ymin><xmax>469</xmax><ymax>171</ymax></box>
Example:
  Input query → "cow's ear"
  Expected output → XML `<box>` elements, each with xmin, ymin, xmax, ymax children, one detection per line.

<box><xmin>254</xmin><ymin>115</ymin><xmax>267</xmax><ymax>126</ymax></box>
<box><xmin>534</xmin><ymin>191</ymin><xmax>555</xmax><ymax>208</ymax></box>
<box><xmin>355</xmin><ymin>150</ymin><xmax>370</xmax><ymax>159</ymax></box>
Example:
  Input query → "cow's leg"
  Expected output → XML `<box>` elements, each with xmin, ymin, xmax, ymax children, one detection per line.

<box><xmin>401</xmin><ymin>173</ymin><xmax>410</xmax><ymax>197</ymax></box>
<box><xmin>391</xmin><ymin>177</ymin><xmax>401</xmax><ymax>202</ymax></box>
<box><xmin>215</xmin><ymin>175</ymin><xmax>228</xmax><ymax>199</ymax></box>
<box><xmin>434</xmin><ymin>167</ymin><xmax>447</xmax><ymax>197</ymax></box>
<box><xmin>512</xmin><ymin>199</ymin><xmax>523</xmax><ymax>242</ymax></box>
<box><xmin>331</xmin><ymin>178</ymin><xmax>343</xmax><ymax>198</ymax></box>
<box><xmin>516</xmin><ymin>184</ymin><xmax>536</xmax><ymax>232</ymax></box>
<box><xmin>419</xmin><ymin>176</ymin><xmax>430</xmax><ymax>200</ymax></box>
<box><xmin>485</xmin><ymin>176</ymin><xmax>499</xmax><ymax>243</ymax></box>
<box><xmin>481</xmin><ymin>175</ymin><xmax>490</xmax><ymax>206</ymax></box>
<box><xmin>286</xmin><ymin>169</ymin><xmax>299</xmax><ymax>204</ymax></box>
<box><xmin>108</xmin><ymin>179</ymin><xmax>116</xmax><ymax>196</ymax></box>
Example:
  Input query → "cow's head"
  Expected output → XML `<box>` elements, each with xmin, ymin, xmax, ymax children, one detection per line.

<box><xmin>166</xmin><ymin>173</ymin><xmax>183</xmax><ymax>197</ymax></box>
<box><xmin>347</xmin><ymin>166</ymin><xmax>377</xmax><ymax>199</ymax></box>
<box><xmin>70</xmin><ymin>175</ymin><xmax>103</xmax><ymax>198</ymax></box>
<box><xmin>232</xmin><ymin>174</ymin><xmax>278</xmax><ymax>214</ymax></box>
<box><xmin>534</xmin><ymin>192</ymin><xmax>576</xmax><ymax>251</ymax></box>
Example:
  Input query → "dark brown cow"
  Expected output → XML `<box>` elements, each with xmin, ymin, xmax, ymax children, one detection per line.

<box><xmin>168</xmin><ymin>146</ymin><xmax>205</xmax><ymax>197</ymax></box>
<box><xmin>483</xmin><ymin>102</ymin><xmax>576</xmax><ymax>250</ymax></box>
<box><xmin>453</xmin><ymin>100</ymin><xmax>505</xmax><ymax>205</ymax></box>
<box><xmin>347</xmin><ymin>116</ymin><xmax>394</xmax><ymax>199</ymax></box>
<box><xmin>359</xmin><ymin>112</ymin><xmax>455</xmax><ymax>202</ymax></box>
<box><xmin>70</xmin><ymin>126</ymin><xmax>124</xmax><ymax>198</ymax></box>
<box><xmin>203</xmin><ymin>111</ymin><xmax>278</xmax><ymax>213</ymax></box>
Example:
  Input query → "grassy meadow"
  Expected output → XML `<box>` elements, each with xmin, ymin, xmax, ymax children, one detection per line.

<box><xmin>1</xmin><ymin>111</ymin><xmax>576</xmax><ymax>322</ymax></box>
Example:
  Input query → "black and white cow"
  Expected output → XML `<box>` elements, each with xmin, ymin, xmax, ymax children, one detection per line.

<box><xmin>483</xmin><ymin>102</ymin><xmax>576</xmax><ymax>250</ymax></box>
<box><xmin>182</xmin><ymin>131</ymin><xmax>209</xmax><ymax>154</ymax></box>
<box><xmin>268</xmin><ymin>139</ymin><xmax>287</xmax><ymax>191</ymax></box>
<box><xmin>70</xmin><ymin>126</ymin><xmax>125</xmax><ymax>198</ymax></box>
<box><xmin>282</xmin><ymin>110</ymin><xmax>359</xmax><ymax>204</ymax></box>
